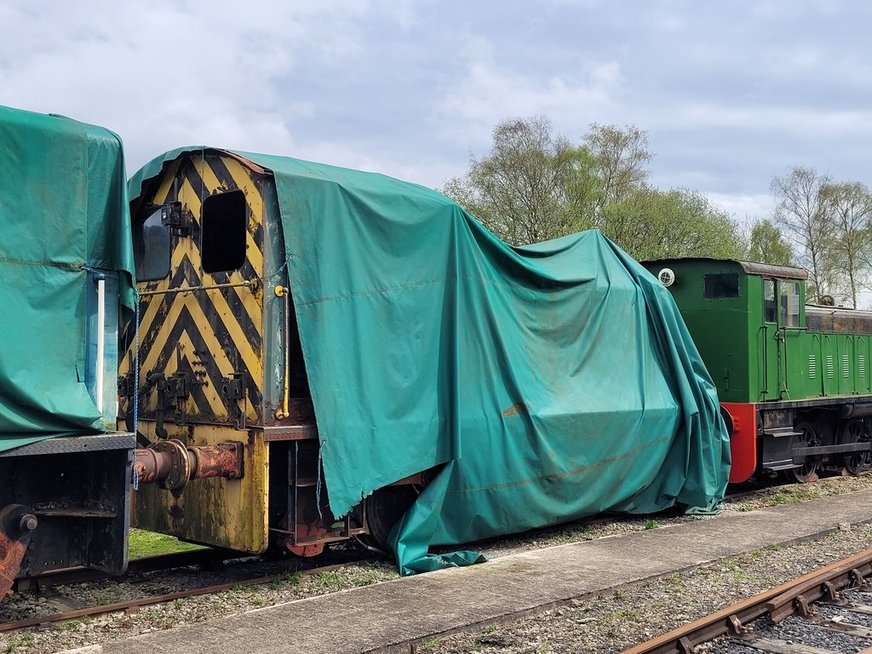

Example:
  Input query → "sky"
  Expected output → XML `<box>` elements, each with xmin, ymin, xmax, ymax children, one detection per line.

<box><xmin>2</xmin><ymin>1</ymin><xmax>871</xmax><ymax>225</ymax></box>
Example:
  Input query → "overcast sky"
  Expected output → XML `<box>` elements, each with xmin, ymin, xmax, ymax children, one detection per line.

<box><xmin>2</xmin><ymin>1</ymin><xmax>871</xmax><ymax>224</ymax></box>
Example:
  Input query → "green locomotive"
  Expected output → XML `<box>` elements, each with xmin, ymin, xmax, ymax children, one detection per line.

<box><xmin>643</xmin><ymin>258</ymin><xmax>872</xmax><ymax>483</ymax></box>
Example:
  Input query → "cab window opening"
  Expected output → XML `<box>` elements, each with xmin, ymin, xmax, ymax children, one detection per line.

<box><xmin>201</xmin><ymin>190</ymin><xmax>247</xmax><ymax>274</ymax></box>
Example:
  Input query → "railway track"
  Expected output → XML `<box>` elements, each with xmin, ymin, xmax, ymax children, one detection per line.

<box><xmin>1</xmin><ymin>557</ymin><xmax>373</xmax><ymax>634</ymax></box>
<box><xmin>623</xmin><ymin>547</ymin><xmax>872</xmax><ymax>653</ymax></box>
<box><xmin>2</xmin><ymin>473</ymin><xmax>867</xmax><ymax>640</ymax></box>
<box><xmin>13</xmin><ymin>547</ymin><xmax>238</xmax><ymax>593</ymax></box>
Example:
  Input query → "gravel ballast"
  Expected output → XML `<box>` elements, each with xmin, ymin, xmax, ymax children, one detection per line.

<box><xmin>0</xmin><ymin>473</ymin><xmax>870</xmax><ymax>654</ymax></box>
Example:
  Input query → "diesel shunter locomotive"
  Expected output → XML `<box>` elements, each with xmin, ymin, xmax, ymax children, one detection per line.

<box><xmin>644</xmin><ymin>259</ymin><xmax>872</xmax><ymax>484</ymax></box>
<box><xmin>120</xmin><ymin>149</ymin><xmax>421</xmax><ymax>556</ymax></box>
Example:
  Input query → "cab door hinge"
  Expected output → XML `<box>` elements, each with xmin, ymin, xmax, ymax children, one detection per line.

<box><xmin>220</xmin><ymin>373</ymin><xmax>247</xmax><ymax>430</ymax></box>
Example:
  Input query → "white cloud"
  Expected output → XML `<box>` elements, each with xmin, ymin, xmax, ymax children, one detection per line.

<box><xmin>705</xmin><ymin>193</ymin><xmax>774</xmax><ymax>225</ymax></box>
<box><xmin>0</xmin><ymin>0</ymin><xmax>410</xmax><ymax>172</ymax></box>
<box><xmin>432</xmin><ymin>37</ymin><xmax>623</xmax><ymax>146</ymax></box>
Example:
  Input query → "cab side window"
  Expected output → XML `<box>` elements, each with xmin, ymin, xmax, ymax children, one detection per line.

<box><xmin>703</xmin><ymin>273</ymin><xmax>739</xmax><ymax>299</ymax></box>
<box><xmin>134</xmin><ymin>207</ymin><xmax>171</xmax><ymax>281</ymax></box>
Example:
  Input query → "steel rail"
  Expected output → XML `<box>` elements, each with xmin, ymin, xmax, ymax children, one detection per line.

<box><xmin>621</xmin><ymin>546</ymin><xmax>872</xmax><ymax>654</ymax></box>
<box><xmin>0</xmin><ymin>559</ymin><xmax>372</xmax><ymax>633</ymax></box>
<box><xmin>14</xmin><ymin>548</ymin><xmax>237</xmax><ymax>593</ymax></box>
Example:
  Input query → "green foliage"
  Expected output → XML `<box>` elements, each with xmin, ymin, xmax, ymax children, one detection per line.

<box><xmin>747</xmin><ymin>219</ymin><xmax>793</xmax><ymax>265</ymax></box>
<box><xmin>442</xmin><ymin>115</ymin><xmax>584</xmax><ymax>244</ymax></box>
<box><xmin>442</xmin><ymin>116</ymin><xmax>745</xmax><ymax>260</ymax></box>
<box><xmin>643</xmin><ymin>518</ymin><xmax>659</xmax><ymax>530</ymax></box>
<box><xmin>315</xmin><ymin>570</ymin><xmax>344</xmax><ymax>591</ymax></box>
<box><xmin>599</xmin><ymin>188</ymin><xmax>745</xmax><ymax>261</ymax></box>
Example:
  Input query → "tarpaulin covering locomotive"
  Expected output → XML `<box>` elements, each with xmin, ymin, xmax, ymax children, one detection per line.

<box><xmin>124</xmin><ymin>147</ymin><xmax>730</xmax><ymax>572</ymax></box>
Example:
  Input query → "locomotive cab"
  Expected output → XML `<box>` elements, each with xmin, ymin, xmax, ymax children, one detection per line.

<box><xmin>643</xmin><ymin>258</ymin><xmax>872</xmax><ymax>484</ymax></box>
<box><xmin>122</xmin><ymin>150</ymin><xmax>419</xmax><ymax>556</ymax></box>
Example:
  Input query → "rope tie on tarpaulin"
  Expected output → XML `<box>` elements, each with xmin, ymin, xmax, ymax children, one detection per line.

<box><xmin>315</xmin><ymin>450</ymin><xmax>323</xmax><ymax>520</ymax></box>
<box><xmin>132</xmin><ymin>291</ymin><xmax>140</xmax><ymax>491</ymax></box>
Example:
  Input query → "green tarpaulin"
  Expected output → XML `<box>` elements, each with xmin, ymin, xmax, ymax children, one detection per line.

<box><xmin>0</xmin><ymin>106</ymin><xmax>135</xmax><ymax>450</ymax></box>
<box><xmin>130</xmin><ymin>148</ymin><xmax>731</xmax><ymax>574</ymax></box>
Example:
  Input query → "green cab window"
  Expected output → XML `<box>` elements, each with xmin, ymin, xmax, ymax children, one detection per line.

<box><xmin>763</xmin><ymin>279</ymin><xmax>776</xmax><ymax>323</ymax></box>
<box><xmin>704</xmin><ymin>273</ymin><xmax>739</xmax><ymax>299</ymax></box>
<box><xmin>780</xmin><ymin>280</ymin><xmax>800</xmax><ymax>328</ymax></box>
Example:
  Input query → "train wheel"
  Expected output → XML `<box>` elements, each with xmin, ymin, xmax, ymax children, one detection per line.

<box><xmin>362</xmin><ymin>486</ymin><xmax>418</xmax><ymax>553</ymax></box>
<box><xmin>792</xmin><ymin>422</ymin><xmax>820</xmax><ymax>483</ymax></box>
<box><xmin>839</xmin><ymin>419</ymin><xmax>872</xmax><ymax>476</ymax></box>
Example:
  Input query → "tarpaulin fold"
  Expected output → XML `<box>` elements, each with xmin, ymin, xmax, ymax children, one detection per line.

<box><xmin>130</xmin><ymin>148</ymin><xmax>731</xmax><ymax>574</ymax></box>
<box><xmin>0</xmin><ymin>106</ymin><xmax>135</xmax><ymax>450</ymax></box>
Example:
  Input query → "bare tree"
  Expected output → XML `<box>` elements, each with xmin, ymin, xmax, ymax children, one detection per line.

<box><xmin>770</xmin><ymin>167</ymin><xmax>833</xmax><ymax>301</ymax></box>
<box><xmin>820</xmin><ymin>181</ymin><xmax>872</xmax><ymax>307</ymax></box>
<box><xmin>443</xmin><ymin>116</ymin><xmax>581</xmax><ymax>244</ymax></box>
<box><xmin>584</xmin><ymin>123</ymin><xmax>652</xmax><ymax>219</ymax></box>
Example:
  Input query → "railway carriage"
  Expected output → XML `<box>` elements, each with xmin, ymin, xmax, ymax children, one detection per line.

<box><xmin>643</xmin><ymin>258</ymin><xmax>872</xmax><ymax>483</ymax></box>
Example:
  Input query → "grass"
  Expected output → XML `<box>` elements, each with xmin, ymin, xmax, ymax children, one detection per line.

<box><xmin>3</xmin><ymin>634</ymin><xmax>35</xmax><ymax>653</ymax></box>
<box><xmin>314</xmin><ymin>570</ymin><xmax>345</xmax><ymax>592</ymax></box>
<box><xmin>643</xmin><ymin>519</ymin><xmax>659</xmax><ymax>530</ymax></box>
<box><xmin>128</xmin><ymin>528</ymin><xmax>205</xmax><ymax>560</ymax></box>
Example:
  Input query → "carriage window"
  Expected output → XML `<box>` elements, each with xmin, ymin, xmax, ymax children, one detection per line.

<box><xmin>703</xmin><ymin>273</ymin><xmax>739</xmax><ymax>299</ymax></box>
<box><xmin>133</xmin><ymin>207</ymin><xmax>170</xmax><ymax>281</ymax></box>
<box><xmin>201</xmin><ymin>190</ymin><xmax>247</xmax><ymax>273</ymax></box>
<box><xmin>779</xmin><ymin>280</ymin><xmax>800</xmax><ymax>328</ymax></box>
<box><xmin>763</xmin><ymin>279</ymin><xmax>776</xmax><ymax>322</ymax></box>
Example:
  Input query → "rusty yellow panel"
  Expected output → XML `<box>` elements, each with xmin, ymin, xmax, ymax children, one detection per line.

<box><xmin>133</xmin><ymin>422</ymin><xmax>269</xmax><ymax>553</ymax></box>
<box><xmin>120</xmin><ymin>151</ymin><xmax>266</xmax><ymax>426</ymax></box>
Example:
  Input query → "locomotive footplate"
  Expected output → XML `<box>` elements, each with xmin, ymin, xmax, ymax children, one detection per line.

<box><xmin>792</xmin><ymin>441</ymin><xmax>872</xmax><ymax>461</ymax></box>
<box><xmin>761</xmin><ymin>427</ymin><xmax>803</xmax><ymax>471</ymax></box>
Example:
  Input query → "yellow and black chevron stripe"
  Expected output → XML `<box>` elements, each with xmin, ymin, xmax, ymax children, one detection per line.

<box><xmin>120</xmin><ymin>151</ymin><xmax>265</xmax><ymax>426</ymax></box>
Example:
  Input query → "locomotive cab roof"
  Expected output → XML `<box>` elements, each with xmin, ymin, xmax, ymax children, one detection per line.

<box><xmin>642</xmin><ymin>257</ymin><xmax>808</xmax><ymax>281</ymax></box>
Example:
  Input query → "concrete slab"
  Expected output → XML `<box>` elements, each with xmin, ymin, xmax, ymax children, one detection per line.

<box><xmin>73</xmin><ymin>490</ymin><xmax>872</xmax><ymax>654</ymax></box>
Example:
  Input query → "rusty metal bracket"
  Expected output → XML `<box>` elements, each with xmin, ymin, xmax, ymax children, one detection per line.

<box><xmin>851</xmin><ymin>567</ymin><xmax>871</xmax><ymax>590</ymax></box>
<box><xmin>822</xmin><ymin>580</ymin><xmax>844</xmax><ymax>605</ymax></box>
<box><xmin>794</xmin><ymin>594</ymin><xmax>816</xmax><ymax>619</ymax></box>
<box><xmin>0</xmin><ymin>505</ymin><xmax>38</xmax><ymax>599</ymax></box>
<box><xmin>726</xmin><ymin>614</ymin><xmax>750</xmax><ymax>636</ymax></box>
<box><xmin>134</xmin><ymin>440</ymin><xmax>244</xmax><ymax>491</ymax></box>
<box><xmin>221</xmin><ymin>373</ymin><xmax>247</xmax><ymax>429</ymax></box>
<box><xmin>157</xmin><ymin>201</ymin><xmax>189</xmax><ymax>236</ymax></box>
